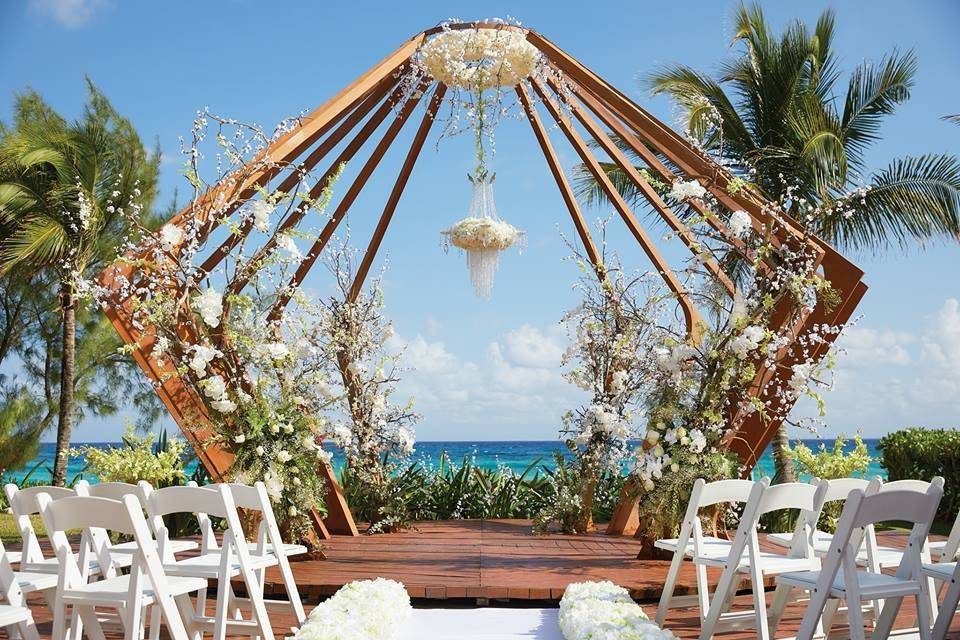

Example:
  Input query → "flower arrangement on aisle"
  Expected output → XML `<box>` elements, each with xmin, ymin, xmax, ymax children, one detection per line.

<box><xmin>559</xmin><ymin>581</ymin><xmax>675</xmax><ymax>640</ymax></box>
<box><xmin>295</xmin><ymin>578</ymin><xmax>412</xmax><ymax>640</ymax></box>
<box><xmin>85</xmin><ymin>111</ymin><xmax>351</xmax><ymax>541</ymax></box>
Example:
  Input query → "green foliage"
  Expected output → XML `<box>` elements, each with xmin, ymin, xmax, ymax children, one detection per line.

<box><xmin>72</xmin><ymin>426</ymin><xmax>186</xmax><ymax>486</ymax></box>
<box><xmin>787</xmin><ymin>434</ymin><xmax>872</xmax><ymax>480</ymax></box>
<box><xmin>880</xmin><ymin>428</ymin><xmax>960</xmax><ymax>521</ymax></box>
<box><xmin>781</xmin><ymin>434</ymin><xmax>872</xmax><ymax>532</ymax></box>
<box><xmin>636</xmin><ymin>451</ymin><xmax>739</xmax><ymax>541</ymax></box>
<box><xmin>340</xmin><ymin>453</ymin><xmax>624</xmax><ymax>533</ymax></box>
<box><xmin>0</xmin><ymin>385</ymin><xmax>44</xmax><ymax>473</ymax></box>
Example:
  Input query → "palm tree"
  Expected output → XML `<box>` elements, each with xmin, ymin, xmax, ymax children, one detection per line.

<box><xmin>577</xmin><ymin>3</ymin><xmax>960</xmax><ymax>482</ymax></box>
<box><xmin>0</xmin><ymin>83</ymin><xmax>158</xmax><ymax>485</ymax></box>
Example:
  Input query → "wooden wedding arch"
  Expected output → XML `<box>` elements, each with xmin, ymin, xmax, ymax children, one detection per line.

<box><xmin>100</xmin><ymin>22</ymin><xmax>867</xmax><ymax>539</ymax></box>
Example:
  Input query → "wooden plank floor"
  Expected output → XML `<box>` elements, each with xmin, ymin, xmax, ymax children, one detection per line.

<box><xmin>10</xmin><ymin>519</ymin><xmax>960</xmax><ymax>638</ymax></box>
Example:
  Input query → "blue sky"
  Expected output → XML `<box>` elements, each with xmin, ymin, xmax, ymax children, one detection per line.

<box><xmin>1</xmin><ymin>0</ymin><xmax>958</xmax><ymax>442</ymax></box>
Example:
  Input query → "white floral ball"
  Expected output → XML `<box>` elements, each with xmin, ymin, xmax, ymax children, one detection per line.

<box><xmin>420</xmin><ymin>28</ymin><xmax>541</xmax><ymax>90</ymax></box>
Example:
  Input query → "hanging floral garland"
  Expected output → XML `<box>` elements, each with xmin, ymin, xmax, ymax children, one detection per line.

<box><xmin>414</xmin><ymin>23</ymin><xmax>542</xmax><ymax>298</ymax></box>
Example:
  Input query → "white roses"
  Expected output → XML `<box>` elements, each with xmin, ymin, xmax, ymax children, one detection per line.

<box><xmin>296</xmin><ymin>578</ymin><xmax>412</xmax><ymax>640</ymax></box>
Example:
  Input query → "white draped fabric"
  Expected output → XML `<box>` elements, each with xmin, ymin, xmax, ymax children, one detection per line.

<box><xmin>398</xmin><ymin>608</ymin><xmax>564</xmax><ymax>639</ymax></box>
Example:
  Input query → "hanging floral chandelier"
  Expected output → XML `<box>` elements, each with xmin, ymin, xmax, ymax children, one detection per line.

<box><xmin>421</xmin><ymin>25</ymin><xmax>536</xmax><ymax>298</ymax></box>
<box><xmin>442</xmin><ymin>173</ymin><xmax>525</xmax><ymax>298</ymax></box>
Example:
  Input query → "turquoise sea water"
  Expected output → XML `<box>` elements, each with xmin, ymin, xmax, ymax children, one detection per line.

<box><xmin>5</xmin><ymin>438</ymin><xmax>887</xmax><ymax>484</ymax></box>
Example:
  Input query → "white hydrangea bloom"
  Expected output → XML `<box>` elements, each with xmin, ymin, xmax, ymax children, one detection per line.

<box><xmin>668</xmin><ymin>179</ymin><xmax>707</xmax><ymax>202</ymax></box>
<box><xmin>193</xmin><ymin>288</ymin><xmax>223</xmax><ymax>328</ymax></box>
<box><xmin>159</xmin><ymin>224</ymin><xmax>184</xmax><ymax>251</ymax></box>
<box><xmin>729</xmin><ymin>209</ymin><xmax>752</xmax><ymax>237</ymax></box>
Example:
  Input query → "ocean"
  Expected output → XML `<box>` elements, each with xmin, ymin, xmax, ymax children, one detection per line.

<box><xmin>5</xmin><ymin>438</ymin><xmax>887</xmax><ymax>485</ymax></box>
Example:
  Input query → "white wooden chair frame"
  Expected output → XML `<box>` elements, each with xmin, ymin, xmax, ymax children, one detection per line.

<box><xmin>774</xmin><ymin>482</ymin><xmax>944</xmax><ymax>640</ymax></box>
<box><xmin>4</xmin><ymin>484</ymin><xmax>81</xmax><ymax>574</ymax></box>
<box><xmin>140</xmin><ymin>482</ymin><xmax>276</xmax><ymax>640</ymax></box>
<box><xmin>38</xmin><ymin>493</ymin><xmax>204</xmax><ymax>640</ymax></box>
<box><xmin>697</xmin><ymin>480</ymin><xmax>829</xmax><ymax>640</ymax></box>
<box><xmin>0</xmin><ymin>537</ymin><xmax>43</xmax><ymax>640</ymax></box>
<box><xmin>223</xmin><ymin>482</ymin><xmax>307</xmax><ymax>627</ymax></box>
<box><xmin>655</xmin><ymin>478</ymin><xmax>760</xmax><ymax>626</ymax></box>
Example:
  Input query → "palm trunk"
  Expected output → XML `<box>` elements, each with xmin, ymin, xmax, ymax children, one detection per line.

<box><xmin>52</xmin><ymin>283</ymin><xmax>75</xmax><ymax>487</ymax></box>
<box><xmin>771</xmin><ymin>423</ymin><xmax>796</xmax><ymax>484</ymax></box>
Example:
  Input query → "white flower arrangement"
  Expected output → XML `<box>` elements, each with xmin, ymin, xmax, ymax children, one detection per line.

<box><xmin>728</xmin><ymin>209</ymin><xmax>752</xmax><ymax>237</ymax></box>
<box><xmin>295</xmin><ymin>578</ymin><xmax>412</xmax><ymax>640</ymax></box>
<box><xmin>193</xmin><ymin>288</ymin><xmax>223</xmax><ymax>328</ymax></box>
<box><xmin>445</xmin><ymin>216</ymin><xmax>521</xmax><ymax>251</ymax></box>
<box><xmin>559</xmin><ymin>581</ymin><xmax>675</xmax><ymax>640</ymax></box>
<box><xmin>419</xmin><ymin>28</ymin><xmax>541</xmax><ymax>91</ymax></box>
<box><xmin>667</xmin><ymin>178</ymin><xmax>707</xmax><ymax>202</ymax></box>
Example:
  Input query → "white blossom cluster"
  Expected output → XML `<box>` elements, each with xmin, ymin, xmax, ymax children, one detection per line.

<box><xmin>296</xmin><ymin>578</ymin><xmax>412</xmax><ymax>640</ymax></box>
<box><xmin>559</xmin><ymin>581</ymin><xmax>675</xmax><ymax>640</ymax></box>
<box><xmin>445</xmin><ymin>216</ymin><xmax>521</xmax><ymax>251</ymax></box>
<box><xmin>419</xmin><ymin>27</ymin><xmax>541</xmax><ymax>91</ymax></box>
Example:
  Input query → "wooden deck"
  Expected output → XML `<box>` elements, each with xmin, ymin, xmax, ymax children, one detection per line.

<box><xmin>11</xmin><ymin>519</ymin><xmax>960</xmax><ymax>638</ymax></box>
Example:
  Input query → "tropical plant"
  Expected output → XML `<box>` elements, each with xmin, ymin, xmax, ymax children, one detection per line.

<box><xmin>880</xmin><ymin>427</ymin><xmax>960</xmax><ymax>522</ymax></box>
<box><xmin>0</xmin><ymin>81</ymin><xmax>160</xmax><ymax>485</ymax></box>
<box><xmin>578</xmin><ymin>3</ymin><xmax>960</xmax><ymax>485</ymax></box>
<box><xmin>73</xmin><ymin>425</ymin><xmax>187</xmax><ymax>486</ymax></box>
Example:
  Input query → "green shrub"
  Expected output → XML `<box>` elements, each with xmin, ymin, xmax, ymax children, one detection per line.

<box><xmin>72</xmin><ymin>426</ymin><xmax>186</xmax><ymax>486</ymax></box>
<box><xmin>785</xmin><ymin>434</ymin><xmax>872</xmax><ymax>532</ymax></box>
<box><xmin>879</xmin><ymin>428</ymin><xmax>960</xmax><ymax>521</ymax></box>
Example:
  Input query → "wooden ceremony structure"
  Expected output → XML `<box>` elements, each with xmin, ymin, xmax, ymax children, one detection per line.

<box><xmin>99</xmin><ymin>22</ymin><xmax>866</xmax><ymax>540</ymax></box>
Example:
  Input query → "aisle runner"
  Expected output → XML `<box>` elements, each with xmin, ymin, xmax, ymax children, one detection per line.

<box><xmin>397</xmin><ymin>609</ymin><xmax>563</xmax><ymax>640</ymax></box>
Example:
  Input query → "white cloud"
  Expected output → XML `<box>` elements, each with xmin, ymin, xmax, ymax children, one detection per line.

<box><xmin>29</xmin><ymin>0</ymin><xmax>108</xmax><ymax>28</ymax></box>
<box><xmin>389</xmin><ymin>324</ymin><xmax>585</xmax><ymax>439</ymax></box>
<box><xmin>838</xmin><ymin>326</ymin><xmax>913</xmax><ymax>367</ymax></box>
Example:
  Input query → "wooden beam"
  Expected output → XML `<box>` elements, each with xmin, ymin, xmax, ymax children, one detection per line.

<box><xmin>164</xmin><ymin>35</ymin><xmax>425</xmax><ymax>248</ymax></box>
<box><xmin>268</xmin><ymin>78</ymin><xmax>432</xmax><ymax>318</ymax></box>
<box><xmin>348</xmin><ymin>84</ymin><xmax>447</xmax><ymax>302</ymax></box>
<box><xmin>529</xmin><ymin>78</ymin><xmax>704</xmax><ymax>341</ymax></box>
<box><xmin>544</xmin><ymin>78</ymin><xmax>735</xmax><ymax>297</ymax></box>
<box><xmin>198</xmin><ymin>76</ymin><xmax>401</xmax><ymax>277</ymax></box>
<box><xmin>516</xmin><ymin>84</ymin><xmax>604</xmax><ymax>279</ymax></box>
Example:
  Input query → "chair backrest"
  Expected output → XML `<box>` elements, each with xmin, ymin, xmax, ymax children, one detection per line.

<box><xmin>4</xmin><ymin>484</ymin><xmax>77</xmax><ymax>565</ymax></box>
<box><xmin>38</xmin><ymin>492</ymin><xmax>190</xmax><ymax>637</ymax></box>
<box><xmin>822</xmin><ymin>477</ymin><xmax>875</xmax><ymax>503</ymax></box>
<box><xmin>84</xmin><ymin>480</ymin><xmax>143</xmax><ymax>502</ymax></box>
<box><xmin>223</xmin><ymin>482</ymin><xmax>291</xmax><ymax>556</ymax></box>
<box><xmin>696</xmin><ymin>479</ymin><xmax>757</xmax><ymax>508</ymax></box>
<box><xmin>757</xmin><ymin>481</ymin><xmax>827</xmax><ymax>515</ymax></box>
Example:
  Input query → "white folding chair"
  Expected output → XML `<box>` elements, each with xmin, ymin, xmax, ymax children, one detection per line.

<box><xmin>38</xmin><ymin>493</ymin><xmax>206</xmax><ymax>640</ymax></box>
<box><xmin>4</xmin><ymin>484</ymin><xmax>88</xmax><ymax>574</ymax></box>
<box><xmin>655</xmin><ymin>478</ymin><xmax>760</xmax><ymax>626</ymax></box>
<box><xmin>767</xmin><ymin>477</ymin><xmax>877</xmax><ymax>553</ymax></box>
<box><xmin>775</xmin><ymin>481</ymin><xmax>944</xmax><ymax>640</ymax></box>
<box><xmin>141</xmin><ymin>482</ymin><xmax>276</xmax><ymax>640</ymax></box>
<box><xmin>223</xmin><ymin>482</ymin><xmax>307</xmax><ymax>627</ymax></box>
<box><xmin>79</xmin><ymin>481</ymin><xmax>199</xmax><ymax>557</ymax></box>
<box><xmin>927</xmin><ymin>505</ymin><xmax>960</xmax><ymax>563</ymax></box>
<box><xmin>922</xmin><ymin>558</ymin><xmax>960</xmax><ymax>639</ymax></box>
<box><xmin>0</xmin><ymin>537</ymin><xmax>44</xmax><ymax>640</ymax></box>
<box><xmin>697</xmin><ymin>480</ymin><xmax>829</xmax><ymax>640</ymax></box>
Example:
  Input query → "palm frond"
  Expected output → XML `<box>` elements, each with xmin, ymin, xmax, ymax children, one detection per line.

<box><xmin>841</xmin><ymin>50</ymin><xmax>917</xmax><ymax>164</ymax></box>
<box><xmin>944</xmin><ymin>114</ymin><xmax>960</xmax><ymax>125</ymax></box>
<box><xmin>0</xmin><ymin>218</ymin><xmax>70</xmax><ymax>271</ymax></box>
<box><xmin>817</xmin><ymin>154</ymin><xmax>960</xmax><ymax>251</ymax></box>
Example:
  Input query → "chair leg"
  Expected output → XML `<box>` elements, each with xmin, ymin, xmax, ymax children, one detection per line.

<box><xmin>655</xmin><ymin>549</ymin><xmax>684</xmax><ymax>626</ymax></box>
<box><xmin>819</xmin><ymin>598</ymin><xmax>840</xmax><ymax>639</ymax></box>
<box><xmin>15</xmin><ymin>612</ymin><xmax>39</xmax><ymax>640</ymax></box>
<box><xmin>932</xmin><ymin>570</ymin><xmax>960</xmax><ymax>640</ymax></box>
<box><xmin>213</xmin><ymin>568</ymin><xmax>231</xmax><ymax>640</ymax></box>
<box><xmin>748</xmin><ymin>566</ymin><xmax>770</xmax><ymax>640</ymax></box>
<box><xmin>278</xmin><ymin>556</ymin><xmax>306</xmax><ymax>624</ymax></box>
<box><xmin>699</xmin><ymin>565</ymin><xmax>738</xmax><ymax>640</ymax></box>
<box><xmin>873</xmin><ymin>594</ymin><xmax>905</xmax><ymax>640</ymax></box>
<box><xmin>914</xmin><ymin>592</ymin><xmax>933</xmax><ymax>640</ymax></box>
<box><xmin>768</xmin><ymin>583</ymin><xmax>794</xmax><ymax>634</ymax></box>
<box><xmin>52</xmin><ymin>602</ymin><xmax>68</xmax><ymax>640</ymax></box>
<box><xmin>76</xmin><ymin>605</ymin><xmax>109</xmax><ymax>640</ymax></box>
<box><xmin>148</xmin><ymin>600</ymin><xmax>162</xmax><ymax>640</ymax></box>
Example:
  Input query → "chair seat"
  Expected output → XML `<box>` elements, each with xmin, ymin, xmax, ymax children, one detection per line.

<box><xmin>655</xmin><ymin>536</ymin><xmax>734</xmax><ymax>558</ymax></box>
<box><xmin>22</xmin><ymin>555</ymin><xmax>102</xmax><ymax>574</ymax></box>
<box><xmin>5</xmin><ymin>550</ymin><xmax>22</xmax><ymax>567</ymax></box>
<box><xmin>778</xmin><ymin>569</ymin><xmax>922</xmax><ymax>599</ymax></box>
<box><xmin>111</xmin><ymin>538</ymin><xmax>199</xmax><ymax>555</ymax></box>
<box><xmin>14</xmin><ymin>570</ymin><xmax>59</xmax><ymax>593</ymax></box>
<box><xmin>696</xmin><ymin>551</ymin><xmax>817</xmax><ymax>574</ymax></box>
<box><xmin>162</xmin><ymin>551</ymin><xmax>276</xmax><ymax>579</ymax></box>
<box><xmin>62</xmin><ymin>574</ymin><xmax>207</xmax><ymax>607</ymax></box>
<box><xmin>248</xmin><ymin>541</ymin><xmax>308</xmax><ymax>557</ymax></box>
<box><xmin>0</xmin><ymin>604</ymin><xmax>33</xmax><ymax>627</ymax></box>
<box><xmin>767</xmin><ymin>532</ymin><xmax>906</xmax><ymax>567</ymax></box>
<box><xmin>921</xmin><ymin>561</ymin><xmax>956</xmax><ymax>580</ymax></box>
